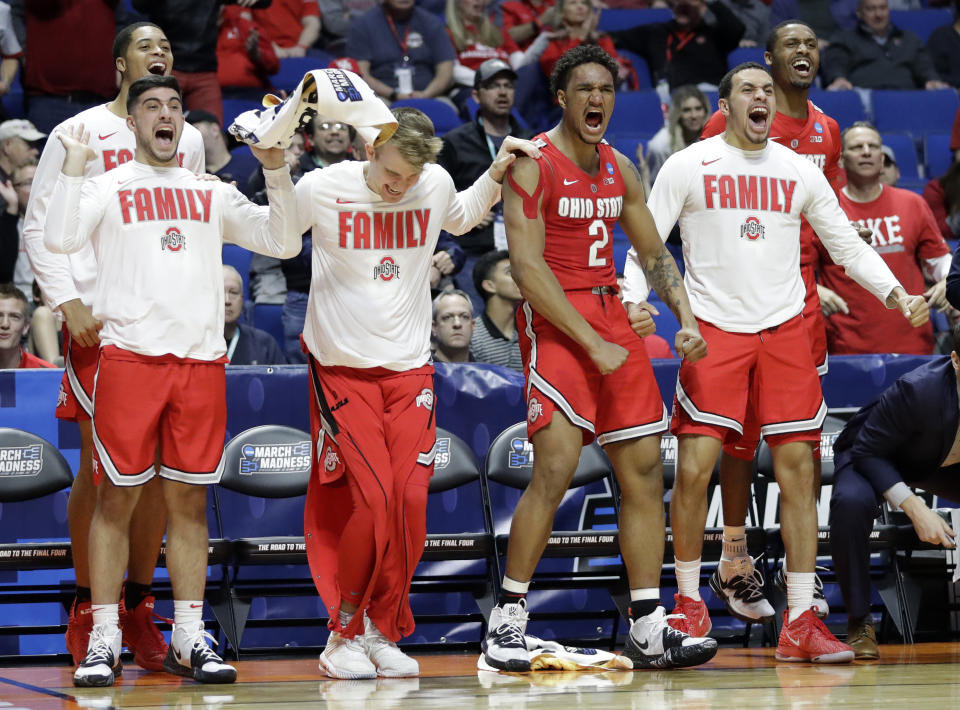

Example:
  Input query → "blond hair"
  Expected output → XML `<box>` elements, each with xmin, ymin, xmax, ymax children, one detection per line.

<box><xmin>377</xmin><ymin>107</ymin><xmax>444</xmax><ymax>169</ymax></box>
<box><xmin>445</xmin><ymin>0</ymin><xmax>504</xmax><ymax>52</ymax></box>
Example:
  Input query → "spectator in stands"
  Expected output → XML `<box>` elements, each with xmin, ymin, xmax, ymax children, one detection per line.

<box><xmin>770</xmin><ymin>0</ymin><xmax>848</xmax><ymax>47</ymax></box>
<box><xmin>132</xmin><ymin>0</ymin><xmax>274</xmax><ymax>124</ymax></box>
<box><xmin>720</xmin><ymin>0</ymin><xmax>770</xmax><ymax>46</ymax></box>
<box><xmin>437</xmin><ymin>59</ymin><xmax>533</xmax><ymax>310</ymax></box>
<box><xmin>821</xmin><ymin>0</ymin><xmax>949</xmax><ymax>91</ymax></box>
<box><xmin>317</xmin><ymin>0</ymin><xmax>380</xmax><ymax>52</ymax></box>
<box><xmin>923</xmin><ymin>159</ymin><xmax>960</xmax><ymax>241</ymax></box>
<box><xmin>446</xmin><ymin>0</ymin><xmax>549</xmax><ymax>97</ymax></box>
<box><xmin>815</xmin><ymin>122</ymin><xmax>951</xmax><ymax>355</ymax></box>
<box><xmin>27</xmin><ymin>280</ymin><xmax>60</xmax><ymax>366</ymax></box>
<box><xmin>926</xmin><ymin>0</ymin><xmax>960</xmax><ymax>88</ymax></box>
<box><xmin>645</xmin><ymin>84</ymin><xmax>708</xmax><ymax>183</ymax></box>
<box><xmin>0</xmin><ymin>119</ymin><xmax>41</xmax><ymax>187</ymax></box>
<box><xmin>0</xmin><ymin>2</ymin><xmax>21</xmax><ymax>114</ymax></box>
<box><xmin>254</xmin><ymin>0</ymin><xmax>322</xmax><ymax>58</ymax></box>
<box><xmin>432</xmin><ymin>289</ymin><xmax>475</xmax><ymax>363</ymax></box>
<box><xmin>0</xmin><ymin>159</ymin><xmax>34</xmax><ymax>298</ymax></box>
<box><xmin>539</xmin><ymin>0</ymin><xmax>630</xmax><ymax>84</ymax></box>
<box><xmin>829</xmin><ymin>323</ymin><xmax>960</xmax><ymax>660</ymax></box>
<box><xmin>217</xmin><ymin>5</ymin><xmax>281</xmax><ymax>94</ymax></box>
<box><xmin>502</xmin><ymin>0</ymin><xmax>558</xmax><ymax>52</ymax></box>
<box><xmin>879</xmin><ymin>144</ymin><xmax>900</xmax><ymax>187</ymax></box>
<box><xmin>301</xmin><ymin>116</ymin><xmax>356</xmax><ymax>172</ymax></box>
<box><xmin>15</xmin><ymin>0</ymin><xmax>116</xmax><ymax>132</ymax></box>
<box><xmin>347</xmin><ymin>0</ymin><xmax>456</xmax><ymax>104</ymax></box>
<box><xmin>0</xmin><ymin>283</ymin><xmax>54</xmax><ymax>368</ymax></box>
<box><xmin>431</xmin><ymin>234</ymin><xmax>466</xmax><ymax>297</ymax></box>
<box><xmin>609</xmin><ymin>0</ymin><xmax>745</xmax><ymax>92</ymax></box>
<box><xmin>223</xmin><ymin>265</ymin><xmax>287</xmax><ymax>365</ymax></box>
<box><xmin>187</xmin><ymin>109</ymin><xmax>258</xmax><ymax>188</ymax></box>
<box><xmin>469</xmin><ymin>249</ymin><xmax>522</xmax><ymax>371</ymax></box>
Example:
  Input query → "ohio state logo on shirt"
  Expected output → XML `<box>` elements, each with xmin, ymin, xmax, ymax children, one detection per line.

<box><xmin>161</xmin><ymin>226</ymin><xmax>186</xmax><ymax>252</ymax></box>
<box><xmin>415</xmin><ymin>388</ymin><xmax>433</xmax><ymax>410</ymax></box>
<box><xmin>374</xmin><ymin>256</ymin><xmax>399</xmax><ymax>281</ymax></box>
<box><xmin>323</xmin><ymin>446</ymin><xmax>340</xmax><ymax>472</ymax></box>
<box><xmin>740</xmin><ymin>216</ymin><xmax>765</xmax><ymax>241</ymax></box>
<box><xmin>528</xmin><ymin>397</ymin><xmax>543</xmax><ymax>423</ymax></box>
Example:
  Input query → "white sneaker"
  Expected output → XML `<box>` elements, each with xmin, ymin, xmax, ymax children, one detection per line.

<box><xmin>481</xmin><ymin>599</ymin><xmax>531</xmax><ymax>672</ymax></box>
<box><xmin>163</xmin><ymin>622</ymin><xmax>237</xmax><ymax>684</ymax></box>
<box><xmin>709</xmin><ymin>556</ymin><xmax>776</xmax><ymax>623</ymax></box>
<box><xmin>319</xmin><ymin>631</ymin><xmax>377</xmax><ymax>680</ymax></box>
<box><xmin>73</xmin><ymin>624</ymin><xmax>122</xmax><ymax>687</ymax></box>
<box><xmin>363</xmin><ymin>615</ymin><xmax>419</xmax><ymax>677</ymax></box>
<box><xmin>624</xmin><ymin>606</ymin><xmax>718</xmax><ymax>669</ymax></box>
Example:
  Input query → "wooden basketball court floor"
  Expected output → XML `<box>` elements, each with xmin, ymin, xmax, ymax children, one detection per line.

<box><xmin>2</xmin><ymin>644</ymin><xmax>960</xmax><ymax>709</ymax></box>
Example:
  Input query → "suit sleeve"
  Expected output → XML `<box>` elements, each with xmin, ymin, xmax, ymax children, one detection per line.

<box><xmin>849</xmin><ymin>379</ymin><xmax>921</xmax><ymax>498</ymax></box>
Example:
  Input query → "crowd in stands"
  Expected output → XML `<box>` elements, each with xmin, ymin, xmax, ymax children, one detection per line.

<box><xmin>1</xmin><ymin>0</ymin><xmax>960</xmax><ymax>370</ymax></box>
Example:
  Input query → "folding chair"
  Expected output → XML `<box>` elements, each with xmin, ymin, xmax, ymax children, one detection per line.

<box><xmin>483</xmin><ymin>422</ymin><xmax>628</xmax><ymax>648</ymax></box>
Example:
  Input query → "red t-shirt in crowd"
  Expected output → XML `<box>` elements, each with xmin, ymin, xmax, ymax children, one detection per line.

<box><xmin>449</xmin><ymin>22</ymin><xmax>520</xmax><ymax>71</ymax></box>
<box><xmin>254</xmin><ymin>0</ymin><xmax>320</xmax><ymax>48</ymax></box>
<box><xmin>501</xmin><ymin>0</ymin><xmax>556</xmax><ymax>51</ymax></box>
<box><xmin>16</xmin><ymin>348</ymin><xmax>55</xmax><ymax>369</ymax></box>
<box><xmin>816</xmin><ymin>185</ymin><xmax>949</xmax><ymax>355</ymax></box>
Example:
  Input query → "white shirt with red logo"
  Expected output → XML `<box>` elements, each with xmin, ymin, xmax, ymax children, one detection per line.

<box><xmin>295</xmin><ymin>160</ymin><xmax>500</xmax><ymax>370</ymax></box>
<box><xmin>43</xmin><ymin>161</ymin><xmax>299</xmax><ymax>360</ymax></box>
<box><xmin>622</xmin><ymin>135</ymin><xmax>900</xmax><ymax>333</ymax></box>
<box><xmin>23</xmin><ymin>103</ymin><xmax>205</xmax><ymax>311</ymax></box>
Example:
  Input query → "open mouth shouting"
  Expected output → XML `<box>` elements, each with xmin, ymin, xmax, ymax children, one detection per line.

<box><xmin>791</xmin><ymin>57</ymin><xmax>813</xmax><ymax>80</ymax></box>
<box><xmin>584</xmin><ymin>109</ymin><xmax>604</xmax><ymax>133</ymax></box>
<box><xmin>747</xmin><ymin>104</ymin><xmax>769</xmax><ymax>134</ymax></box>
<box><xmin>155</xmin><ymin>124</ymin><xmax>176</xmax><ymax>151</ymax></box>
<box><xmin>148</xmin><ymin>61</ymin><xmax>168</xmax><ymax>76</ymax></box>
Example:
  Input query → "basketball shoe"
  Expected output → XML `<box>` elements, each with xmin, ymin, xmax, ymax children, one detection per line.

<box><xmin>481</xmin><ymin>599</ymin><xmax>531</xmax><ymax>672</ymax></box>
<box><xmin>775</xmin><ymin>609</ymin><xmax>854</xmax><ymax>663</ymax></box>
<box><xmin>73</xmin><ymin>624</ymin><xmax>122</xmax><ymax>687</ymax></box>
<box><xmin>319</xmin><ymin>631</ymin><xmax>377</xmax><ymax>680</ymax></box>
<box><xmin>624</xmin><ymin>606</ymin><xmax>718</xmax><ymax>669</ymax></box>
<box><xmin>774</xmin><ymin>566</ymin><xmax>829</xmax><ymax>618</ymax></box>
<box><xmin>66</xmin><ymin>598</ymin><xmax>93</xmax><ymax>665</ymax></box>
<box><xmin>363</xmin><ymin>614</ymin><xmax>419</xmax><ymax>677</ymax></box>
<box><xmin>709</xmin><ymin>556</ymin><xmax>776</xmax><ymax>623</ymax></box>
<box><xmin>667</xmin><ymin>594</ymin><xmax>712</xmax><ymax>637</ymax></box>
<box><xmin>162</xmin><ymin>622</ymin><xmax>237</xmax><ymax>683</ymax></box>
<box><xmin>119</xmin><ymin>594</ymin><xmax>169</xmax><ymax>671</ymax></box>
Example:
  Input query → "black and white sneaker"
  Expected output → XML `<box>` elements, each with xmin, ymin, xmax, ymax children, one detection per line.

<box><xmin>709</xmin><ymin>556</ymin><xmax>776</xmax><ymax>623</ymax></box>
<box><xmin>73</xmin><ymin>624</ymin><xmax>122</xmax><ymax>687</ymax></box>
<box><xmin>624</xmin><ymin>606</ymin><xmax>718</xmax><ymax>669</ymax></box>
<box><xmin>481</xmin><ymin>599</ymin><xmax>531</xmax><ymax>672</ymax></box>
<box><xmin>774</xmin><ymin>566</ymin><xmax>829</xmax><ymax>619</ymax></box>
<box><xmin>162</xmin><ymin>622</ymin><xmax>237</xmax><ymax>684</ymax></box>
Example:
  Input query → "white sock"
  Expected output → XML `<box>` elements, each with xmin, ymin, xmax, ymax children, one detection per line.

<box><xmin>501</xmin><ymin>576</ymin><xmax>530</xmax><ymax>596</ymax></box>
<box><xmin>786</xmin><ymin>571</ymin><xmax>815</xmax><ymax>623</ymax></box>
<box><xmin>675</xmin><ymin>558</ymin><xmax>702</xmax><ymax>601</ymax></box>
<box><xmin>720</xmin><ymin>525</ymin><xmax>747</xmax><ymax>562</ymax></box>
<box><xmin>173</xmin><ymin>600</ymin><xmax>204</xmax><ymax>633</ymax></box>
<box><xmin>91</xmin><ymin>603</ymin><xmax>119</xmax><ymax>629</ymax></box>
<box><xmin>630</xmin><ymin>588</ymin><xmax>660</xmax><ymax>602</ymax></box>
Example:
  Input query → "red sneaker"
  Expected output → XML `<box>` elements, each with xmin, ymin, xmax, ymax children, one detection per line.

<box><xmin>668</xmin><ymin>594</ymin><xmax>712</xmax><ymax>637</ymax></box>
<box><xmin>776</xmin><ymin>609</ymin><xmax>854</xmax><ymax>664</ymax></box>
<box><xmin>66</xmin><ymin>598</ymin><xmax>93</xmax><ymax>665</ymax></box>
<box><xmin>119</xmin><ymin>595</ymin><xmax>170</xmax><ymax>671</ymax></box>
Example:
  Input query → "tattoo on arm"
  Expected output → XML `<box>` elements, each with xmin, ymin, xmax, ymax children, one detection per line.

<box><xmin>642</xmin><ymin>245</ymin><xmax>685</xmax><ymax>318</ymax></box>
<box><xmin>625</xmin><ymin>160</ymin><xmax>648</xmax><ymax>200</ymax></box>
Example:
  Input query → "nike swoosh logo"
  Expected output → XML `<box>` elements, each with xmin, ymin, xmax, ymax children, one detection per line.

<box><xmin>99</xmin><ymin>131</ymin><xmax>118</xmax><ymax>140</ymax></box>
<box><xmin>336</xmin><ymin>198</ymin><xmax>357</xmax><ymax>204</ymax></box>
<box><xmin>701</xmin><ymin>158</ymin><xmax>721</xmax><ymax>166</ymax></box>
<box><xmin>563</xmin><ymin>179</ymin><xmax>578</xmax><ymax>185</ymax></box>
<box><xmin>785</xmin><ymin>632</ymin><xmax>800</xmax><ymax>645</ymax></box>
<box><xmin>637</xmin><ymin>639</ymin><xmax>649</xmax><ymax>650</ymax></box>
<box><xmin>173</xmin><ymin>646</ymin><xmax>182</xmax><ymax>661</ymax></box>
<box><xmin>189</xmin><ymin>603</ymin><xmax>203</xmax><ymax>609</ymax></box>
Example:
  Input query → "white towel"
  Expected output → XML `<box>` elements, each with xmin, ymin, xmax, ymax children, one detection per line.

<box><xmin>228</xmin><ymin>68</ymin><xmax>397</xmax><ymax>150</ymax></box>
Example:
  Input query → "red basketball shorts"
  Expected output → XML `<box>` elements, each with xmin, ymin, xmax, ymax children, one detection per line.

<box><xmin>56</xmin><ymin>325</ymin><xmax>97</xmax><ymax>422</ymax></box>
<box><xmin>517</xmin><ymin>290</ymin><xmax>668</xmax><ymax>446</ymax></box>
<box><xmin>673</xmin><ymin>315</ymin><xmax>824</xmax><ymax>450</ymax></box>
<box><xmin>306</xmin><ymin>359</ymin><xmax>436</xmax><ymax>489</ymax></box>
<box><xmin>91</xmin><ymin>346</ymin><xmax>227</xmax><ymax>487</ymax></box>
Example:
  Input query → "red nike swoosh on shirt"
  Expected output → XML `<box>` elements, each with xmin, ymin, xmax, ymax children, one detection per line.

<box><xmin>701</xmin><ymin>158</ymin><xmax>721</xmax><ymax>166</ymax></box>
<box><xmin>99</xmin><ymin>131</ymin><xmax>118</xmax><ymax>140</ymax></box>
<box><xmin>336</xmin><ymin>198</ymin><xmax>357</xmax><ymax>204</ymax></box>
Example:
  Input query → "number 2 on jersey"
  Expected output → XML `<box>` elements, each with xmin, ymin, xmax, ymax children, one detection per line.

<box><xmin>587</xmin><ymin>219</ymin><xmax>608</xmax><ymax>267</ymax></box>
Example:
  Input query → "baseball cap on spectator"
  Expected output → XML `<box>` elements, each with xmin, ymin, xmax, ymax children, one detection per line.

<box><xmin>881</xmin><ymin>145</ymin><xmax>897</xmax><ymax>167</ymax></box>
<box><xmin>474</xmin><ymin>59</ymin><xmax>518</xmax><ymax>91</ymax></box>
<box><xmin>185</xmin><ymin>109</ymin><xmax>221</xmax><ymax>127</ymax></box>
<box><xmin>0</xmin><ymin>119</ymin><xmax>46</xmax><ymax>142</ymax></box>
<box><xmin>329</xmin><ymin>57</ymin><xmax>361</xmax><ymax>74</ymax></box>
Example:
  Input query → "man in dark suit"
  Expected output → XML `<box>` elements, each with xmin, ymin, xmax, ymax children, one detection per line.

<box><xmin>830</xmin><ymin>323</ymin><xmax>960</xmax><ymax>659</ymax></box>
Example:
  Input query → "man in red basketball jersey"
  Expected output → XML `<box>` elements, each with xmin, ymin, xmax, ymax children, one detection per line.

<box><xmin>482</xmin><ymin>43</ymin><xmax>716</xmax><ymax>673</ymax></box>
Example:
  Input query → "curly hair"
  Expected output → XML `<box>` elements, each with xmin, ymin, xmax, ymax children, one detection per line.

<box><xmin>549</xmin><ymin>44</ymin><xmax>618</xmax><ymax>98</ymax></box>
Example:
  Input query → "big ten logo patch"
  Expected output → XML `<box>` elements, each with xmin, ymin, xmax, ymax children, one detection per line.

<box><xmin>240</xmin><ymin>441</ymin><xmax>312</xmax><ymax>474</ymax></box>
<box><xmin>0</xmin><ymin>445</ymin><xmax>42</xmax><ymax>476</ymax></box>
<box><xmin>508</xmin><ymin>437</ymin><xmax>533</xmax><ymax>468</ymax></box>
<box><xmin>434</xmin><ymin>437</ymin><xmax>451</xmax><ymax>469</ymax></box>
